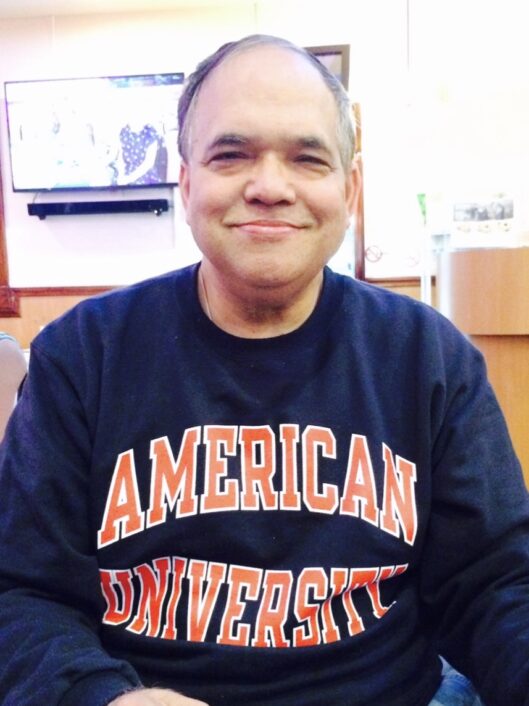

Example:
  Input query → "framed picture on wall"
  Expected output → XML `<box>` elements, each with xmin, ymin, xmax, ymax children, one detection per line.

<box><xmin>305</xmin><ymin>44</ymin><xmax>350</xmax><ymax>89</ymax></box>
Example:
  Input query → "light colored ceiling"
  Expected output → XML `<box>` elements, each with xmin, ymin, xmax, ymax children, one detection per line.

<box><xmin>0</xmin><ymin>0</ymin><xmax>255</xmax><ymax>19</ymax></box>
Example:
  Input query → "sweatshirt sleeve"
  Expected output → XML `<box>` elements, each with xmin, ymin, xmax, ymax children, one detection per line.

<box><xmin>0</xmin><ymin>338</ymin><xmax>142</xmax><ymax>706</ymax></box>
<box><xmin>419</xmin><ymin>329</ymin><xmax>529</xmax><ymax>706</ymax></box>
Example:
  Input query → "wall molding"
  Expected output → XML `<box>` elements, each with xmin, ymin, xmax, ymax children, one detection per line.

<box><xmin>0</xmin><ymin>285</ymin><xmax>20</xmax><ymax>316</ymax></box>
<box><xmin>0</xmin><ymin>271</ymin><xmax>425</xmax><ymax>310</ymax></box>
<box><xmin>13</xmin><ymin>285</ymin><xmax>114</xmax><ymax>297</ymax></box>
<box><xmin>366</xmin><ymin>276</ymin><xmax>422</xmax><ymax>288</ymax></box>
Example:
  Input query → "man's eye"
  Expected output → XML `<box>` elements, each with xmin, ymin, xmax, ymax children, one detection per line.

<box><xmin>210</xmin><ymin>151</ymin><xmax>247</xmax><ymax>162</ymax></box>
<box><xmin>296</xmin><ymin>155</ymin><xmax>328</xmax><ymax>167</ymax></box>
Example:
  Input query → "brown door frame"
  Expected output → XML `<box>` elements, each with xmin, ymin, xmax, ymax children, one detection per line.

<box><xmin>0</xmin><ymin>164</ymin><xmax>20</xmax><ymax>316</ymax></box>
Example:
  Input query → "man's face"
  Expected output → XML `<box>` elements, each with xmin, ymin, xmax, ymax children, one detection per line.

<box><xmin>180</xmin><ymin>45</ymin><xmax>357</xmax><ymax>302</ymax></box>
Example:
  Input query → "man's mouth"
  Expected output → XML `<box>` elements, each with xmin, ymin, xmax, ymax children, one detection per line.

<box><xmin>231</xmin><ymin>220</ymin><xmax>306</xmax><ymax>236</ymax></box>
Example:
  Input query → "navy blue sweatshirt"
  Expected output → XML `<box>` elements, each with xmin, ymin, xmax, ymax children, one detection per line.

<box><xmin>1</xmin><ymin>264</ymin><xmax>528</xmax><ymax>706</ymax></box>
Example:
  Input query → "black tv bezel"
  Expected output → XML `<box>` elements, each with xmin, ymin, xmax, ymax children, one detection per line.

<box><xmin>4</xmin><ymin>71</ymin><xmax>185</xmax><ymax>194</ymax></box>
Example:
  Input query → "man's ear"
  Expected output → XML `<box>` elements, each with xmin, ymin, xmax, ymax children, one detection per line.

<box><xmin>345</xmin><ymin>156</ymin><xmax>363</xmax><ymax>220</ymax></box>
<box><xmin>179</xmin><ymin>161</ymin><xmax>190</xmax><ymax>213</ymax></box>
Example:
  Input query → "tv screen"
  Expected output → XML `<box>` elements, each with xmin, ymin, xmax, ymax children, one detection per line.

<box><xmin>4</xmin><ymin>72</ymin><xmax>185</xmax><ymax>192</ymax></box>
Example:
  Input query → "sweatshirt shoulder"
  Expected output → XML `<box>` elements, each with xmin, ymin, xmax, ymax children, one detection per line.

<box><xmin>31</xmin><ymin>265</ymin><xmax>197</xmax><ymax>362</ymax></box>
<box><xmin>76</xmin><ymin>265</ymin><xmax>195</xmax><ymax>317</ymax></box>
<box><xmin>337</xmin><ymin>274</ymin><xmax>479</xmax><ymax>370</ymax></box>
<box><xmin>343</xmin><ymin>276</ymin><xmax>460</xmax><ymax>335</ymax></box>
<box><xmin>42</xmin><ymin>266</ymin><xmax>195</xmax><ymax>332</ymax></box>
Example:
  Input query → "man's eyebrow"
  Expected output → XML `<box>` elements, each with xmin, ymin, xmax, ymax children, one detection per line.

<box><xmin>206</xmin><ymin>133</ymin><xmax>249</xmax><ymax>151</ymax></box>
<box><xmin>205</xmin><ymin>133</ymin><xmax>334</xmax><ymax>155</ymax></box>
<box><xmin>296</xmin><ymin>135</ymin><xmax>331</xmax><ymax>152</ymax></box>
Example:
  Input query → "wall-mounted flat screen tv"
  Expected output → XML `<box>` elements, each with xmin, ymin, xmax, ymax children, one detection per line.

<box><xmin>4</xmin><ymin>72</ymin><xmax>184</xmax><ymax>192</ymax></box>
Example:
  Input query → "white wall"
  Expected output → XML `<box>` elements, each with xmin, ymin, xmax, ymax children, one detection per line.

<box><xmin>0</xmin><ymin>5</ymin><xmax>253</xmax><ymax>286</ymax></box>
<box><xmin>0</xmin><ymin>0</ymin><xmax>410</xmax><ymax>286</ymax></box>
<box><xmin>4</xmin><ymin>0</ymin><xmax>528</xmax><ymax>286</ymax></box>
<box><xmin>405</xmin><ymin>0</ymin><xmax>529</xmax><ymax>267</ymax></box>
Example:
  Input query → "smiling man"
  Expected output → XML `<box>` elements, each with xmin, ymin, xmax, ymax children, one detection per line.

<box><xmin>178</xmin><ymin>39</ymin><xmax>356</xmax><ymax>339</ymax></box>
<box><xmin>1</xmin><ymin>35</ymin><xmax>529</xmax><ymax>706</ymax></box>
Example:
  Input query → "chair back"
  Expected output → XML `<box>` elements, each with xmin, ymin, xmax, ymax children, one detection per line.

<box><xmin>0</xmin><ymin>334</ymin><xmax>27</xmax><ymax>441</ymax></box>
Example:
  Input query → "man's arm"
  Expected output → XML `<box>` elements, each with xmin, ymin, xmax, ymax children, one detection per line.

<box><xmin>0</xmin><ymin>340</ymin><xmax>141</xmax><ymax>706</ymax></box>
<box><xmin>418</xmin><ymin>331</ymin><xmax>529</xmax><ymax>705</ymax></box>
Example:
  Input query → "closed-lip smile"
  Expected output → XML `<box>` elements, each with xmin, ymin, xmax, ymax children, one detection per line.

<box><xmin>231</xmin><ymin>219</ymin><xmax>306</xmax><ymax>235</ymax></box>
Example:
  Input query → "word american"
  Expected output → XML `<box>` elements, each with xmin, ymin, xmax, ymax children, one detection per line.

<box><xmin>97</xmin><ymin>424</ymin><xmax>418</xmax><ymax>549</ymax></box>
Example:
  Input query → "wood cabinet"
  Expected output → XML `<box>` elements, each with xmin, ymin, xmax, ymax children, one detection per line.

<box><xmin>437</xmin><ymin>247</ymin><xmax>529</xmax><ymax>484</ymax></box>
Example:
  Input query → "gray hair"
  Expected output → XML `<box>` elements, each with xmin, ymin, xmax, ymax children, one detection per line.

<box><xmin>177</xmin><ymin>34</ymin><xmax>355</xmax><ymax>169</ymax></box>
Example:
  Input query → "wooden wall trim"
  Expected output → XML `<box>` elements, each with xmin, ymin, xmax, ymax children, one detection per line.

<box><xmin>8</xmin><ymin>279</ymin><xmax>421</xmax><ymax>300</ymax></box>
<box><xmin>0</xmin><ymin>286</ymin><xmax>20</xmax><ymax>316</ymax></box>
<box><xmin>0</xmin><ymin>163</ymin><xmax>21</xmax><ymax>317</ymax></box>
<box><xmin>366</xmin><ymin>276</ymin><xmax>422</xmax><ymax>288</ymax></box>
<box><xmin>13</xmin><ymin>280</ymin><xmax>420</xmax><ymax>298</ymax></box>
<box><xmin>14</xmin><ymin>285</ymin><xmax>115</xmax><ymax>297</ymax></box>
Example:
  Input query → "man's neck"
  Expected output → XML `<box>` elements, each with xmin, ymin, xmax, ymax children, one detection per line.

<box><xmin>198</xmin><ymin>264</ymin><xmax>323</xmax><ymax>339</ymax></box>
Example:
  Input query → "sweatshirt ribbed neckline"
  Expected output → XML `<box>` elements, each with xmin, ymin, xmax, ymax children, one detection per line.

<box><xmin>182</xmin><ymin>263</ymin><xmax>345</xmax><ymax>361</ymax></box>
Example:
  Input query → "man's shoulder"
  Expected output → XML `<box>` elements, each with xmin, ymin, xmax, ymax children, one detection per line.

<box><xmin>33</xmin><ymin>264</ymin><xmax>197</xmax><ymax>356</ymax></box>
<box><xmin>339</xmin><ymin>273</ymin><xmax>438</xmax><ymax>321</ymax></box>
<box><xmin>335</xmin><ymin>271</ymin><xmax>468</xmax><ymax>349</ymax></box>
<box><xmin>55</xmin><ymin>264</ymin><xmax>195</xmax><ymax>324</ymax></box>
<box><xmin>86</xmin><ymin>264</ymin><xmax>196</xmax><ymax>309</ymax></box>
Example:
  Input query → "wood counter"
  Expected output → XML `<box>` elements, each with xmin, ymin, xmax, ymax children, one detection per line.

<box><xmin>437</xmin><ymin>247</ymin><xmax>529</xmax><ymax>484</ymax></box>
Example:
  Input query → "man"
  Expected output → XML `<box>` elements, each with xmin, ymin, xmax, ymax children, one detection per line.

<box><xmin>0</xmin><ymin>34</ymin><xmax>528</xmax><ymax>706</ymax></box>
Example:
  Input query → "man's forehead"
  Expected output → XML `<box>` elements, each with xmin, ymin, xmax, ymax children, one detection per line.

<box><xmin>195</xmin><ymin>53</ymin><xmax>335</xmax><ymax>123</ymax></box>
<box><xmin>213</xmin><ymin>43</ymin><xmax>312</xmax><ymax>73</ymax></box>
<box><xmin>187</xmin><ymin>44</ymin><xmax>341</xmax><ymax>158</ymax></box>
<box><xmin>199</xmin><ymin>44</ymin><xmax>329</xmax><ymax>99</ymax></box>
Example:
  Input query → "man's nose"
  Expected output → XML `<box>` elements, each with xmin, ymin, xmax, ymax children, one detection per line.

<box><xmin>243</xmin><ymin>155</ymin><xmax>296</xmax><ymax>205</ymax></box>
